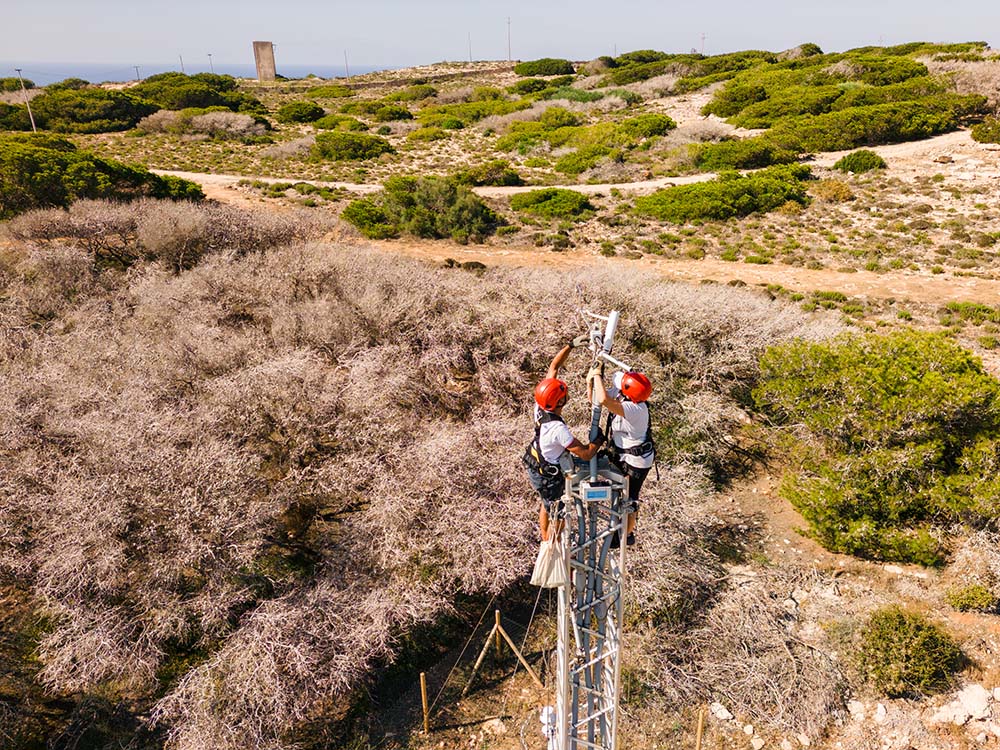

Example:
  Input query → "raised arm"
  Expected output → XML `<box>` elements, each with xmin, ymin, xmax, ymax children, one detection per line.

<box><xmin>546</xmin><ymin>344</ymin><xmax>574</xmax><ymax>380</ymax></box>
<box><xmin>590</xmin><ymin>372</ymin><xmax>625</xmax><ymax>418</ymax></box>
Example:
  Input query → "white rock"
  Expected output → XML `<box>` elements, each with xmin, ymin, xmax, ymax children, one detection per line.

<box><xmin>847</xmin><ymin>700</ymin><xmax>865</xmax><ymax>719</ymax></box>
<box><xmin>874</xmin><ymin>703</ymin><xmax>887</xmax><ymax>724</ymax></box>
<box><xmin>993</xmin><ymin>687</ymin><xmax>1000</xmax><ymax>702</ymax></box>
<box><xmin>988</xmin><ymin>721</ymin><xmax>1000</xmax><ymax>738</ymax></box>
<box><xmin>744</xmin><ymin>724</ymin><xmax>755</xmax><ymax>735</ymax></box>
<box><xmin>751</xmin><ymin>738</ymin><xmax>766</xmax><ymax>750</ymax></box>
<box><xmin>961</xmin><ymin>684</ymin><xmax>993</xmax><ymax>721</ymax></box>
<box><xmin>976</xmin><ymin>732</ymin><xmax>988</xmax><ymax>744</ymax></box>
<box><xmin>797</xmin><ymin>733</ymin><xmax>811</xmax><ymax>746</ymax></box>
<box><xmin>483</xmin><ymin>718</ymin><xmax>506</xmax><ymax>735</ymax></box>
<box><xmin>781</xmin><ymin>740</ymin><xmax>794</xmax><ymax>750</ymax></box>
<box><xmin>710</xmin><ymin>702</ymin><xmax>734</xmax><ymax>721</ymax></box>
<box><xmin>884</xmin><ymin>564</ymin><xmax>904</xmax><ymax>575</ymax></box>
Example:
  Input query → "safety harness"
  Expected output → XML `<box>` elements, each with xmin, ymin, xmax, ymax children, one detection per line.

<box><xmin>523</xmin><ymin>410</ymin><xmax>566</xmax><ymax>478</ymax></box>
<box><xmin>605</xmin><ymin>399</ymin><xmax>656</xmax><ymax>463</ymax></box>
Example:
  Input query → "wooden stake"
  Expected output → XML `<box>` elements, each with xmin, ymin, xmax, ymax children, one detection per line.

<box><xmin>420</xmin><ymin>672</ymin><xmax>430</xmax><ymax>734</ymax></box>
<box><xmin>461</xmin><ymin>623</ymin><xmax>498</xmax><ymax>697</ymax></box>
<box><xmin>496</xmin><ymin>625</ymin><xmax>544</xmax><ymax>690</ymax></box>
<box><xmin>694</xmin><ymin>705</ymin><xmax>705</xmax><ymax>750</ymax></box>
<box><xmin>495</xmin><ymin>610</ymin><xmax>502</xmax><ymax>660</ymax></box>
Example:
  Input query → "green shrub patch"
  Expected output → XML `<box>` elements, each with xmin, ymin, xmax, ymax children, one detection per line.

<box><xmin>755</xmin><ymin>330</ymin><xmax>1000</xmax><ymax>564</ymax></box>
<box><xmin>510</xmin><ymin>188</ymin><xmax>592</xmax><ymax>220</ymax></box>
<box><xmin>514</xmin><ymin>58</ymin><xmax>575</xmax><ymax>76</ymax></box>
<box><xmin>307</xmin><ymin>84</ymin><xmax>355</xmax><ymax>98</ymax></box>
<box><xmin>29</xmin><ymin>88</ymin><xmax>158</xmax><ymax>133</ymax></box>
<box><xmin>634</xmin><ymin>165</ymin><xmax>810</xmax><ymax>223</ymax></box>
<box><xmin>855</xmin><ymin>607</ymin><xmax>964</xmax><ymax>697</ymax></box>
<box><xmin>972</xmin><ymin>117</ymin><xmax>1000</xmax><ymax>144</ymax></box>
<box><xmin>342</xmin><ymin>175</ymin><xmax>499</xmax><ymax>243</ymax></box>
<box><xmin>833</xmin><ymin>149</ymin><xmax>887</xmax><ymax>173</ymax></box>
<box><xmin>275</xmin><ymin>101</ymin><xmax>326</xmax><ymax>123</ymax></box>
<box><xmin>312</xmin><ymin>132</ymin><xmax>394</xmax><ymax>161</ymax></box>
<box><xmin>0</xmin><ymin>133</ymin><xmax>203</xmax><ymax>219</ymax></box>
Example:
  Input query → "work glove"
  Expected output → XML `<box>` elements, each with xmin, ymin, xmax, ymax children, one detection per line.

<box><xmin>593</xmin><ymin>428</ymin><xmax>607</xmax><ymax>446</ymax></box>
<box><xmin>586</xmin><ymin>362</ymin><xmax>605</xmax><ymax>382</ymax></box>
<box><xmin>570</xmin><ymin>333</ymin><xmax>591</xmax><ymax>349</ymax></box>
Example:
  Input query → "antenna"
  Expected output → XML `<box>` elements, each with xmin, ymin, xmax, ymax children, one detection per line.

<box><xmin>207</xmin><ymin>53</ymin><xmax>214</xmax><ymax>74</ymax></box>
<box><xmin>179</xmin><ymin>54</ymin><xmax>185</xmax><ymax>73</ymax></box>
<box><xmin>344</xmin><ymin>50</ymin><xmax>350</xmax><ymax>80</ymax></box>
<box><xmin>507</xmin><ymin>17</ymin><xmax>512</xmax><ymax>62</ymax></box>
<box><xmin>701</xmin><ymin>32</ymin><xmax>706</xmax><ymax>55</ymax></box>
<box><xmin>468</xmin><ymin>31</ymin><xmax>472</xmax><ymax>63</ymax></box>
<box><xmin>14</xmin><ymin>68</ymin><xmax>36</xmax><ymax>133</ymax></box>
<box><xmin>546</xmin><ymin>309</ymin><xmax>630</xmax><ymax>750</ymax></box>
<box><xmin>134</xmin><ymin>65</ymin><xmax>141</xmax><ymax>81</ymax></box>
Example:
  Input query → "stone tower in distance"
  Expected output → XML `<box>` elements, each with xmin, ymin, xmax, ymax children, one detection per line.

<box><xmin>253</xmin><ymin>41</ymin><xmax>276</xmax><ymax>82</ymax></box>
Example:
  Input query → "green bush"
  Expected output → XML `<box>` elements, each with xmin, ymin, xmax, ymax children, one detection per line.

<box><xmin>46</xmin><ymin>77</ymin><xmax>90</xmax><ymax>92</ymax></box>
<box><xmin>131</xmin><ymin>72</ymin><xmax>263</xmax><ymax>113</ymax></box>
<box><xmin>618</xmin><ymin>113</ymin><xmax>677</xmax><ymax>138</ymax></box>
<box><xmin>373</xmin><ymin>104</ymin><xmax>413</xmax><ymax>122</ymax></box>
<box><xmin>755</xmin><ymin>330</ymin><xmax>1000</xmax><ymax>564</ymax></box>
<box><xmin>540</xmin><ymin>87</ymin><xmax>605</xmax><ymax>103</ymax></box>
<box><xmin>508</xmin><ymin>78</ymin><xmax>550</xmax><ymax>95</ymax></box>
<box><xmin>418</xmin><ymin>98</ymin><xmax>529</xmax><ymax>127</ymax></box>
<box><xmin>833</xmin><ymin>149</ymin><xmax>887</xmax><ymax>173</ymax></box>
<box><xmin>554</xmin><ymin>145</ymin><xmax>613</xmax><ymax>175</ymax></box>
<box><xmin>972</xmin><ymin>117</ymin><xmax>1000</xmax><ymax>144</ymax></box>
<box><xmin>29</xmin><ymin>89</ymin><xmax>158</xmax><ymax>133</ymax></box>
<box><xmin>384</xmin><ymin>84</ymin><xmax>437</xmax><ymax>101</ymax></box>
<box><xmin>275</xmin><ymin>101</ymin><xmax>325</xmax><ymax>123</ymax></box>
<box><xmin>453</xmin><ymin>160</ymin><xmax>523</xmax><ymax>187</ymax></box>
<box><xmin>339</xmin><ymin>100</ymin><xmax>384</xmax><ymax>116</ymax></box>
<box><xmin>407</xmin><ymin>126</ymin><xmax>448</xmax><ymax>142</ymax></box>
<box><xmin>313</xmin><ymin>114</ymin><xmax>367</xmax><ymax>131</ymax></box>
<box><xmin>768</xmin><ymin>96</ymin><xmax>987</xmax><ymax>153</ymax></box>
<box><xmin>510</xmin><ymin>188</ymin><xmax>592</xmax><ymax>220</ymax></box>
<box><xmin>0</xmin><ymin>133</ymin><xmax>203</xmax><ymax>219</ymax></box>
<box><xmin>634</xmin><ymin>165</ymin><xmax>811</xmax><ymax>223</ymax></box>
<box><xmin>307</xmin><ymin>84</ymin><xmax>355</xmax><ymax>98</ymax></box>
<box><xmin>342</xmin><ymin>176</ymin><xmax>499</xmax><ymax>243</ymax></box>
<box><xmin>514</xmin><ymin>58</ymin><xmax>575</xmax><ymax>76</ymax></box>
<box><xmin>855</xmin><ymin>607</ymin><xmax>964</xmax><ymax>697</ymax></box>
<box><xmin>312</xmin><ymin>132</ymin><xmax>394</xmax><ymax>161</ymax></box>
<box><xmin>946</xmin><ymin>585</ymin><xmax>998</xmax><ymax>613</ymax></box>
<box><xmin>0</xmin><ymin>102</ymin><xmax>32</xmax><ymax>130</ymax></box>
<box><xmin>0</xmin><ymin>76</ymin><xmax>32</xmax><ymax>91</ymax></box>
<box><xmin>693</xmin><ymin>138</ymin><xmax>798</xmax><ymax>170</ymax></box>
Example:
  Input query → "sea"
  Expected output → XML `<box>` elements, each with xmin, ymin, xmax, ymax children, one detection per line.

<box><xmin>0</xmin><ymin>62</ymin><xmax>387</xmax><ymax>86</ymax></box>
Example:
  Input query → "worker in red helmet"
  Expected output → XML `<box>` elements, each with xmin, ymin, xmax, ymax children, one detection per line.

<box><xmin>523</xmin><ymin>337</ymin><xmax>605</xmax><ymax>542</ymax></box>
<box><xmin>588</xmin><ymin>366</ymin><xmax>654</xmax><ymax>547</ymax></box>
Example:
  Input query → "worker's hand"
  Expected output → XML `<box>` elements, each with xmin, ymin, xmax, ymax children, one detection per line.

<box><xmin>570</xmin><ymin>333</ymin><xmax>591</xmax><ymax>349</ymax></box>
<box><xmin>586</xmin><ymin>362</ymin><xmax>605</xmax><ymax>382</ymax></box>
<box><xmin>593</xmin><ymin>429</ymin><xmax>607</xmax><ymax>446</ymax></box>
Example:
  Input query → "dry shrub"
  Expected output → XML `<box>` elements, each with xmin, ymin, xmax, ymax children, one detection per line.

<box><xmin>476</xmin><ymin>97</ymin><xmax>628</xmax><ymax>133</ymax></box>
<box><xmin>630</xmin><ymin>567</ymin><xmax>844</xmax><ymax>736</ymax></box>
<box><xmin>0</xmin><ymin>244</ymin><xmax>842</xmax><ymax>749</ymax></box>
<box><xmin>923</xmin><ymin>57</ymin><xmax>1000</xmax><ymax>103</ymax></box>
<box><xmin>811</xmin><ymin>178</ymin><xmax>856</xmax><ymax>203</ymax></box>
<box><xmin>261</xmin><ymin>135</ymin><xmax>315</xmax><ymax>160</ymax></box>
<box><xmin>942</xmin><ymin>531</ymin><xmax>1000</xmax><ymax>596</ymax></box>
<box><xmin>434</xmin><ymin>86</ymin><xmax>474</xmax><ymax>104</ymax></box>
<box><xmin>6</xmin><ymin>198</ymin><xmax>334</xmax><ymax>272</ymax></box>
<box><xmin>623</xmin><ymin>73</ymin><xmax>679</xmax><ymax>99</ymax></box>
<box><xmin>138</xmin><ymin>110</ymin><xmax>267</xmax><ymax>139</ymax></box>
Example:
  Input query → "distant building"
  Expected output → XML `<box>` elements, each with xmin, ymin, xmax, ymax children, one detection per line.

<box><xmin>253</xmin><ymin>41</ymin><xmax>276</xmax><ymax>82</ymax></box>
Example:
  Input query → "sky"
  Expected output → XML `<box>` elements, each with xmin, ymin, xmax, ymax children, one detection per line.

<box><xmin>3</xmin><ymin>0</ymin><xmax>999</xmax><ymax>71</ymax></box>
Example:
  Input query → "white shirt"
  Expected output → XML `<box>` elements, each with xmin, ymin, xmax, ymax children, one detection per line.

<box><xmin>533</xmin><ymin>405</ymin><xmax>576</xmax><ymax>464</ymax></box>
<box><xmin>606</xmin><ymin>384</ymin><xmax>654</xmax><ymax>469</ymax></box>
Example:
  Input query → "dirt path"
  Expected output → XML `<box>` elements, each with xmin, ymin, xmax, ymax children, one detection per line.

<box><xmin>156</xmin><ymin>130</ymin><xmax>1000</xmax><ymax>205</ymax></box>
<box><xmin>374</xmin><ymin>238</ymin><xmax>1000</xmax><ymax>306</ymax></box>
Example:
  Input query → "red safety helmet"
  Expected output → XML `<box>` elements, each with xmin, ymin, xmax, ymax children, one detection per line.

<box><xmin>534</xmin><ymin>378</ymin><xmax>568</xmax><ymax>411</ymax></box>
<box><xmin>619</xmin><ymin>371</ymin><xmax>652</xmax><ymax>403</ymax></box>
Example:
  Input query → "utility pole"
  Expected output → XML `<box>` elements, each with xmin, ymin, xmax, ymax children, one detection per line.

<box><xmin>207</xmin><ymin>53</ymin><xmax>214</xmax><ymax>73</ymax></box>
<box><xmin>701</xmin><ymin>32</ymin><xmax>706</xmax><ymax>55</ymax></box>
<box><xmin>179</xmin><ymin>54</ymin><xmax>185</xmax><ymax>74</ymax></box>
<box><xmin>344</xmin><ymin>50</ymin><xmax>350</xmax><ymax>80</ymax></box>
<box><xmin>468</xmin><ymin>32</ymin><xmax>472</xmax><ymax>63</ymax></box>
<box><xmin>134</xmin><ymin>65</ymin><xmax>141</xmax><ymax>81</ymax></box>
<box><xmin>507</xmin><ymin>17</ymin><xmax>511</xmax><ymax>62</ymax></box>
<box><xmin>14</xmin><ymin>68</ymin><xmax>36</xmax><ymax>133</ymax></box>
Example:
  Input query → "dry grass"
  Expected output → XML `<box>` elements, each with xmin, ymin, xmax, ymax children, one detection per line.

<box><xmin>0</xmin><ymin>201</ymin><xmax>843</xmax><ymax>747</ymax></box>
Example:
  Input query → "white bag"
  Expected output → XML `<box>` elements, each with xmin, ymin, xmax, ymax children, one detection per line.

<box><xmin>530</xmin><ymin>537</ymin><xmax>568</xmax><ymax>588</ymax></box>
